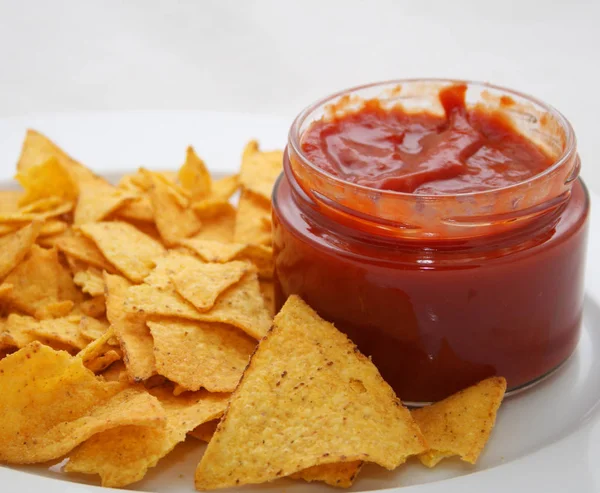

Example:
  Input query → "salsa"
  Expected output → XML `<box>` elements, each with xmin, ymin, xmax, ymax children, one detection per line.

<box><xmin>301</xmin><ymin>84</ymin><xmax>554</xmax><ymax>194</ymax></box>
<box><xmin>273</xmin><ymin>81</ymin><xmax>588</xmax><ymax>403</ymax></box>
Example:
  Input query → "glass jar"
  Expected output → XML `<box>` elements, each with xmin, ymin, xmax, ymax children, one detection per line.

<box><xmin>272</xmin><ymin>79</ymin><xmax>589</xmax><ymax>404</ymax></box>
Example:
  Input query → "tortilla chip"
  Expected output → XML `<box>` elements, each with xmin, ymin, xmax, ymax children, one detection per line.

<box><xmin>114</xmin><ymin>194</ymin><xmax>155</xmax><ymax>222</ymax></box>
<box><xmin>16</xmin><ymin>129</ymin><xmax>97</xmax><ymax>183</ymax></box>
<box><xmin>80</xmin><ymin>222</ymin><xmax>165</xmax><ymax>282</ymax></box>
<box><xmin>79</xmin><ymin>296</ymin><xmax>106</xmax><ymax>318</ymax></box>
<box><xmin>148</xmin><ymin>319</ymin><xmax>255</xmax><ymax>392</ymax></box>
<box><xmin>0</xmin><ymin>200</ymin><xmax>73</xmax><ymax>224</ymax></box>
<box><xmin>19</xmin><ymin>196</ymin><xmax>66</xmax><ymax>213</ymax></box>
<box><xmin>146</xmin><ymin>171</ymin><xmax>202</xmax><ymax>246</ymax></box>
<box><xmin>85</xmin><ymin>349</ymin><xmax>122</xmax><ymax>373</ymax></box>
<box><xmin>105</xmin><ymin>273</ymin><xmax>155</xmax><ymax>382</ymax></box>
<box><xmin>194</xmin><ymin>295</ymin><xmax>426</xmax><ymax>490</ymax></box>
<box><xmin>39</xmin><ymin>220</ymin><xmax>69</xmax><ymax>237</ymax></box>
<box><xmin>74</xmin><ymin>178</ymin><xmax>135</xmax><ymax>225</ymax></box>
<box><xmin>259</xmin><ymin>280</ymin><xmax>275</xmax><ymax>317</ymax></box>
<box><xmin>239</xmin><ymin>140</ymin><xmax>283</xmax><ymax>202</ymax></box>
<box><xmin>0</xmin><ymin>342</ymin><xmax>166</xmax><ymax>463</ymax></box>
<box><xmin>172</xmin><ymin>259</ymin><xmax>252</xmax><ymax>312</ymax></box>
<box><xmin>179</xmin><ymin>238</ymin><xmax>273</xmax><ymax>279</ymax></box>
<box><xmin>79</xmin><ymin>316</ymin><xmax>110</xmax><ymax>341</ymax></box>
<box><xmin>0</xmin><ymin>222</ymin><xmax>42</xmax><ymax>279</ymax></box>
<box><xmin>0</xmin><ymin>191</ymin><xmax>22</xmax><ymax>214</ymax></box>
<box><xmin>53</xmin><ymin>233</ymin><xmax>114</xmax><ymax>272</ymax></box>
<box><xmin>35</xmin><ymin>300</ymin><xmax>75</xmax><ymax>319</ymax></box>
<box><xmin>128</xmin><ymin>271</ymin><xmax>270</xmax><ymax>340</ymax></box>
<box><xmin>73</xmin><ymin>267</ymin><xmax>105</xmax><ymax>296</ymax></box>
<box><xmin>0</xmin><ymin>245</ymin><xmax>80</xmax><ymax>318</ymax></box>
<box><xmin>188</xmin><ymin>419</ymin><xmax>219</xmax><ymax>442</ymax></box>
<box><xmin>0</xmin><ymin>224</ymin><xmax>19</xmax><ymax>237</ymax></box>
<box><xmin>192</xmin><ymin>207</ymin><xmax>236</xmax><ymax>243</ymax></box>
<box><xmin>412</xmin><ymin>376</ymin><xmax>507</xmax><ymax>467</ymax></box>
<box><xmin>28</xmin><ymin>315</ymin><xmax>90</xmax><ymax>350</ymax></box>
<box><xmin>291</xmin><ymin>461</ymin><xmax>364</xmax><ymax>488</ymax></box>
<box><xmin>191</xmin><ymin>198</ymin><xmax>235</xmax><ymax>220</ymax></box>
<box><xmin>65</xmin><ymin>386</ymin><xmax>229</xmax><ymax>487</ymax></box>
<box><xmin>234</xmin><ymin>190</ymin><xmax>272</xmax><ymax>246</ymax></box>
<box><xmin>178</xmin><ymin>146</ymin><xmax>212</xmax><ymax>200</ymax></box>
<box><xmin>78</xmin><ymin>326</ymin><xmax>116</xmax><ymax>362</ymax></box>
<box><xmin>212</xmin><ymin>174</ymin><xmax>240</xmax><ymax>201</ymax></box>
<box><xmin>16</xmin><ymin>157</ymin><xmax>78</xmax><ymax>206</ymax></box>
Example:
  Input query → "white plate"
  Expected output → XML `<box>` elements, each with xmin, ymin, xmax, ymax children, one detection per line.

<box><xmin>0</xmin><ymin>112</ymin><xmax>599</xmax><ymax>493</ymax></box>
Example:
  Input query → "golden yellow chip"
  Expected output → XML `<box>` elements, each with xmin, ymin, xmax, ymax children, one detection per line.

<box><xmin>128</xmin><ymin>271</ymin><xmax>271</xmax><ymax>340</ymax></box>
<box><xmin>65</xmin><ymin>386</ymin><xmax>229</xmax><ymax>487</ymax></box>
<box><xmin>239</xmin><ymin>140</ymin><xmax>283</xmax><ymax>202</ymax></box>
<box><xmin>0</xmin><ymin>224</ymin><xmax>19</xmax><ymax>237</ymax></box>
<box><xmin>105</xmin><ymin>273</ymin><xmax>156</xmax><ymax>382</ymax></box>
<box><xmin>148</xmin><ymin>319</ymin><xmax>255</xmax><ymax>392</ymax></box>
<box><xmin>234</xmin><ymin>190</ymin><xmax>272</xmax><ymax>246</ymax></box>
<box><xmin>0</xmin><ymin>200</ymin><xmax>73</xmax><ymax>224</ymax></box>
<box><xmin>0</xmin><ymin>245</ymin><xmax>79</xmax><ymax>318</ymax></box>
<box><xmin>35</xmin><ymin>300</ymin><xmax>75</xmax><ymax>320</ymax></box>
<box><xmin>74</xmin><ymin>178</ymin><xmax>136</xmax><ymax>225</ymax></box>
<box><xmin>191</xmin><ymin>208</ymin><xmax>236</xmax><ymax>243</ymax></box>
<box><xmin>39</xmin><ymin>219</ymin><xmax>69</xmax><ymax>237</ymax></box>
<box><xmin>28</xmin><ymin>315</ymin><xmax>90</xmax><ymax>350</ymax></box>
<box><xmin>172</xmin><ymin>259</ymin><xmax>252</xmax><ymax>312</ymax></box>
<box><xmin>0</xmin><ymin>221</ymin><xmax>41</xmax><ymax>278</ymax></box>
<box><xmin>79</xmin><ymin>295</ymin><xmax>106</xmax><ymax>318</ymax></box>
<box><xmin>188</xmin><ymin>419</ymin><xmax>219</xmax><ymax>443</ymax></box>
<box><xmin>0</xmin><ymin>190</ymin><xmax>22</xmax><ymax>214</ymax></box>
<box><xmin>194</xmin><ymin>295</ymin><xmax>426</xmax><ymax>490</ymax></box>
<box><xmin>53</xmin><ymin>232</ymin><xmax>115</xmax><ymax>272</ymax></box>
<box><xmin>179</xmin><ymin>238</ymin><xmax>273</xmax><ymax>279</ymax></box>
<box><xmin>79</xmin><ymin>316</ymin><xmax>110</xmax><ymax>341</ymax></box>
<box><xmin>78</xmin><ymin>326</ymin><xmax>116</xmax><ymax>363</ymax></box>
<box><xmin>85</xmin><ymin>349</ymin><xmax>122</xmax><ymax>373</ymax></box>
<box><xmin>179</xmin><ymin>146</ymin><xmax>212</xmax><ymax>200</ymax></box>
<box><xmin>73</xmin><ymin>267</ymin><xmax>105</xmax><ymax>296</ymax></box>
<box><xmin>291</xmin><ymin>461</ymin><xmax>364</xmax><ymax>488</ymax></box>
<box><xmin>212</xmin><ymin>174</ymin><xmax>240</xmax><ymax>201</ymax></box>
<box><xmin>19</xmin><ymin>195</ymin><xmax>66</xmax><ymax>213</ymax></box>
<box><xmin>15</xmin><ymin>157</ymin><xmax>78</xmax><ymax>206</ymax></box>
<box><xmin>0</xmin><ymin>342</ymin><xmax>166</xmax><ymax>463</ymax></box>
<box><xmin>114</xmin><ymin>194</ymin><xmax>154</xmax><ymax>222</ymax></box>
<box><xmin>412</xmin><ymin>376</ymin><xmax>507</xmax><ymax>467</ymax></box>
<box><xmin>146</xmin><ymin>171</ymin><xmax>202</xmax><ymax>246</ymax></box>
<box><xmin>191</xmin><ymin>198</ymin><xmax>235</xmax><ymax>219</ymax></box>
<box><xmin>79</xmin><ymin>221</ymin><xmax>165</xmax><ymax>282</ymax></box>
<box><xmin>259</xmin><ymin>279</ymin><xmax>275</xmax><ymax>317</ymax></box>
<box><xmin>16</xmin><ymin>129</ymin><xmax>96</xmax><ymax>183</ymax></box>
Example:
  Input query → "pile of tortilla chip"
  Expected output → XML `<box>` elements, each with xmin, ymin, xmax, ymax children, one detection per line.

<box><xmin>0</xmin><ymin>130</ymin><xmax>507</xmax><ymax>491</ymax></box>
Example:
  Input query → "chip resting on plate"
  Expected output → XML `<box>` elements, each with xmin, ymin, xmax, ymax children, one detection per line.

<box><xmin>65</xmin><ymin>386</ymin><xmax>229</xmax><ymax>487</ymax></box>
<box><xmin>194</xmin><ymin>295</ymin><xmax>427</xmax><ymax>490</ymax></box>
<box><xmin>0</xmin><ymin>342</ymin><xmax>165</xmax><ymax>463</ymax></box>
<box><xmin>79</xmin><ymin>221</ymin><xmax>165</xmax><ymax>282</ymax></box>
<box><xmin>148</xmin><ymin>318</ymin><xmax>256</xmax><ymax>392</ymax></box>
<box><xmin>412</xmin><ymin>376</ymin><xmax>507</xmax><ymax>467</ymax></box>
<box><xmin>105</xmin><ymin>272</ymin><xmax>156</xmax><ymax>382</ymax></box>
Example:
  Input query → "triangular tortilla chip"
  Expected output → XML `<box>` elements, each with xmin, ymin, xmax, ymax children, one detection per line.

<box><xmin>65</xmin><ymin>386</ymin><xmax>229</xmax><ymax>487</ymax></box>
<box><xmin>148</xmin><ymin>319</ymin><xmax>255</xmax><ymax>392</ymax></box>
<box><xmin>146</xmin><ymin>171</ymin><xmax>202</xmax><ymax>246</ymax></box>
<box><xmin>0</xmin><ymin>342</ymin><xmax>166</xmax><ymax>463</ymax></box>
<box><xmin>105</xmin><ymin>273</ymin><xmax>156</xmax><ymax>382</ymax></box>
<box><xmin>234</xmin><ymin>190</ymin><xmax>272</xmax><ymax>246</ymax></box>
<box><xmin>194</xmin><ymin>295</ymin><xmax>427</xmax><ymax>490</ymax></box>
<box><xmin>80</xmin><ymin>222</ymin><xmax>165</xmax><ymax>283</ymax></box>
<box><xmin>171</xmin><ymin>259</ymin><xmax>252</xmax><ymax>312</ymax></box>
<box><xmin>0</xmin><ymin>222</ymin><xmax>42</xmax><ymax>279</ymax></box>
<box><xmin>128</xmin><ymin>271</ymin><xmax>271</xmax><ymax>340</ymax></box>
<box><xmin>52</xmin><ymin>232</ymin><xmax>115</xmax><ymax>272</ymax></box>
<box><xmin>0</xmin><ymin>245</ymin><xmax>81</xmax><ymax>318</ymax></box>
<box><xmin>412</xmin><ymin>376</ymin><xmax>507</xmax><ymax>467</ymax></box>
<box><xmin>191</xmin><ymin>207</ymin><xmax>236</xmax><ymax>243</ymax></box>
<box><xmin>16</xmin><ymin>157</ymin><xmax>78</xmax><ymax>206</ymax></box>
<box><xmin>239</xmin><ymin>140</ymin><xmax>283</xmax><ymax>202</ymax></box>
<box><xmin>178</xmin><ymin>146</ymin><xmax>212</xmax><ymax>200</ymax></box>
<box><xmin>74</xmin><ymin>178</ymin><xmax>136</xmax><ymax>225</ymax></box>
<box><xmin>73</xmin><ymin>267</ymin><xmax>105</xmax><ymax>296</ymax></box>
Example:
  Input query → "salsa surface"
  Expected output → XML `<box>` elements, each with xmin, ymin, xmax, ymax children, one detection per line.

<box><xmin>301</xmin><ymin>85</ymin><xmax>554</xmax><ymax>194</ymax></box>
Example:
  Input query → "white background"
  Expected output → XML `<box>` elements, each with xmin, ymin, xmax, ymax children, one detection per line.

<box><xmin>0</xmin><ymin>0</ymin><xmax>598</xmax><ymax>193</ymax></box>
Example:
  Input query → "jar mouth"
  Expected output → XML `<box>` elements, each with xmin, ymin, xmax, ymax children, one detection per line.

<box><xmin>288</xmin><ymin>78</ymin><xmax>577</xmax><ymax>201</ymax></box>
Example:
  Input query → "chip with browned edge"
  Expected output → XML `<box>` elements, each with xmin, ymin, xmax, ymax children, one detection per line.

<box><xmin>194</xmin><ymin>295</ymin><xmax>427</xmax><ymax>490</ymax></box>
<box><xmin>148</xmin><ymin>319</ymin><xmax>256</xmax><ymax>392</ymax></box>
<box><xmin>65</xmin><ymin>386</ymin><xmax>229</xmax><ymax>487</ymax></box>
<box><xmin>412</xmin><ymin>376</ymin><xmax>507</xmax><ymax>467</ymax></box>
<box><xmin>0</xmin><ymin>342</ymin><xmax>166</xmax><ymax>463</ymax></box>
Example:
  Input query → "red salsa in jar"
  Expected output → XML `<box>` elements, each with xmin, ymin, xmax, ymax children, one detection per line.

<box><xmin>272</xmin><ymin>80</ymin><xmax>589</xmax><ymax>403</ymax></box>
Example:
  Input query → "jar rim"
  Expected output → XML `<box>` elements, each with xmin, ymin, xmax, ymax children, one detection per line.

<box><xmin>288</xmin><ymin>78</ymin><xmax>577</xmax><ymax>200</ymax></box>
